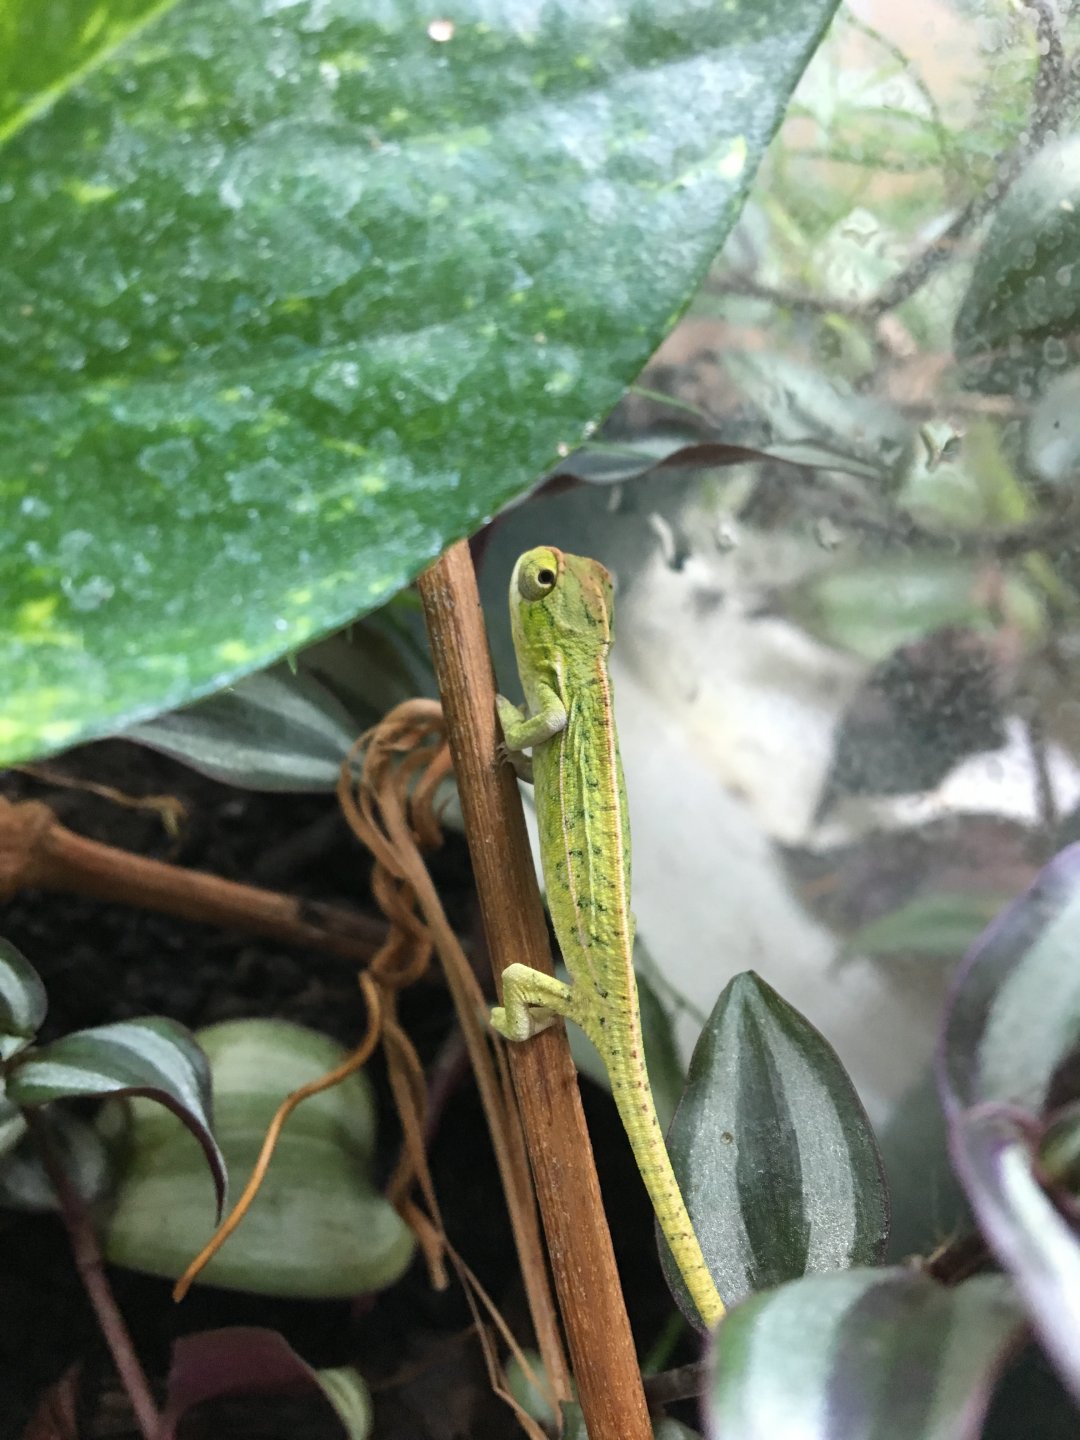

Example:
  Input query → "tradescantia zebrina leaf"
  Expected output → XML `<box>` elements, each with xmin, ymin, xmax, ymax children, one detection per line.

<box><xmin>705</xmin><ymin>1269</ymin><xmax>1023</xmax><ymax>1440</ymax></box>
<box><xmin>0</xmin><ymin>938</ymin><xmax>47</xmax><ymax>1060</ymax></box>
<box><xmin>7</xmin><ymin>1017</ymin><xmax>226</xmax><ymax>1214</ymax></box>
<box><xmin>124</xmin><ymin>665</ymin><xmax>362</xmax><ymax>792</ymax></box>
<box><xmin>0</xmin><ymin>0</ymin><xmax>842</xmax><ymax>766</ymax></box>
<box><xmin>938</xmin><ymin>842</ymin><xmax>1080</xmax><ymax>1403</ymax></box>
<box><xmin>0</xmin><ymin>1108</ymin><xmax>112</xmax><ymax>1210</ymax></box>
<box><xmin>660</xmin><ymin>971</ymin><xmax>888</xmax><ymax>1326</ymax></box>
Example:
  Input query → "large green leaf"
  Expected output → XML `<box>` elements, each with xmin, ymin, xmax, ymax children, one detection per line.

<box><xmin>661</xmin><ymin>972</ymin><xmax>888</xmax><ymax>1324</ymax></box>
<box><xmin>0</xmin><ymin>0</ymin><xmax>164</xmax><ymax>140</ymax></box>
<box><xmin>705</xmin><ymin>1269</ymin><xmax>1023</xmax><ymax>1440</ymax></box>
<box><xmin>0</xmin><ymin>0</ymin><xmax>841</xmax><ymax>765</ymax></box>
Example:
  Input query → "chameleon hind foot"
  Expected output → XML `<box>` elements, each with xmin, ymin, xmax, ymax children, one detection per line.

<box><xmin>490</xmin><ymin>963</ymin><xmax>577</xmax><ymax>1041</ymax></box>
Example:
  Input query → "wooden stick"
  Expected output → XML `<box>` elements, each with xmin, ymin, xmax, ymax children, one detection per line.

<box><xmin>0</xmin><ymin>796</ymin><xmax>387</xmax><ymax>964</ymax></box>
<box><xmin>418</xmin><ymin>541</ymin><xmax>652</xmax><ymax>1440</ymax></box>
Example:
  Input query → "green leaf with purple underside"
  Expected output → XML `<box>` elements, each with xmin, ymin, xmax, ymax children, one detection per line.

<box><xmin>938</xmin><ymin>843</ymin><xmax>1080</xmax><ymax>1402</ymax></box>
<box><xmin>7</xmin><ymin>1017</ymin><xmax>225</xmax><ymax>1214</ymax></box>
<box><xmin>705</xmin><ymin>1268</ymin><xmax>1023</xmax><ymax>1440</ymax></box>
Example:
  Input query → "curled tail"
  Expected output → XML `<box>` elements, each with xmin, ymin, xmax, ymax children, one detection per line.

<box><xmin>608</xmin><ymin>1053</ymin><xmax>725</xmax><ymax>1329</ymax></box>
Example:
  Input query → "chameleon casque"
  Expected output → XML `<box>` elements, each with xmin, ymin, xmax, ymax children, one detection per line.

<box><xmin>491</xmin><ymin>544</ymin><xmax>724</xmax><ymax>1329</ymax></box>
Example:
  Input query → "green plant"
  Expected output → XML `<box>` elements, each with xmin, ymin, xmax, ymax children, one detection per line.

<box><xmin>8</xmin><ymin>0</ymin><xmax>1080</xmax><ymax>1436</ymax></box>
<box><xmin>0</xmin><ymin>938</ymin><xmax>377</xmax><ymax>1438</ymax></box>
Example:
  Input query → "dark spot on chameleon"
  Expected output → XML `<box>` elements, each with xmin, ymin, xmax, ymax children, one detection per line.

<box><xmin>721</xmin><ymin>1131</ymin><xmax>734</xmax><ymax>1144</ymax></box>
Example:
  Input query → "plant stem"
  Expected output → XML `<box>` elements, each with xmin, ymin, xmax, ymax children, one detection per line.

<box><xmin>642</xmin><ymin>1360</ymin><xmax>705</xmax><ymax>1409</ymax></box>
<box><xmin>26</xmin><ymin>1110</ymin><xmax>161</xmax><ymax>1440</ymax></box>
<box><xmin>0</xmin><ymin>796</ymin><xmax>386</xmax><ymax>964</ymax></box>
<box><xmin>417</xmin><ymin>541</ymin><xmax>653</xmax><ymax>1440</ymax></box>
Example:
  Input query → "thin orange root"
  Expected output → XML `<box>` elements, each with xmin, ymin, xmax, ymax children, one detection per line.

<box><xmin>173</xmin><ymin>971</ymin><xmax>382</xmax><ymax>1301</ymax></box>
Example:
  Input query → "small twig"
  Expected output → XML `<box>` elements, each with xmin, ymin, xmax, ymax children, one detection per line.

<box><xmin>642</xmin><ymin>1360</ymin><xmax>706</xmax><ymax>1410</ymax></box>
<box><xmin>892</xmin><ymin>393</ymin><xmax>1028</xmax><ymax>422</ymax></box>
<box><xmin>790</xmin><ymin>483</ymin><xmax>1080</xmax><ymax>562</ymax></box>
<box><xmin>418</xmin><ymin>542</ymin><xmax>653</xmax><ymax>1440</ymax></box>
<box><xmin>708</xmin><ymin>273</ymin><xmax>866</xmax><ymax>320</ymax></box>
<box><xmin>1026</xmin><ymin>0</ymin><xmax>1066</xmax><ymax>128</ymax></box>
<box><xmin>1024</xmin><ymin>712</ymin><xmax>1058</xmax><ymax>849</ymax></box>
<box><xmin>25</xmin><ymin>1110</ymin><xmax>161</xmax><ymax>1440</ymax></box>
<box><xmin>0</xmin><ymin>796</ymin><xmax>387</xmax><ymax>965</ymax></box>
<box><xmin>718</xmin><ymin>2</ymin><xmax>1072</xmax><ymax>326</ymax></box>
<box><xmin>865</xmin><ymin>0</ymin><xmax>1070</xmax><ymax>319</ymax></box>
<box><xmin>14</xmin><ymin>761</ymin><xmax>187</xmax><ymax>838</ymax></box>
<box><xmin>920</xmin><ymin>1231</ymin><xmax>993</xmax><ymax>1287</ymax></box>
<box><xmin>339</xmin><ymin>705</ymin><xmax>570</xmax><ymax>1406</ymax></box>
<box><xmin>174</xmin><ymin>972</ymin><xmax>383</xmax><ymax>1300</ymax></box>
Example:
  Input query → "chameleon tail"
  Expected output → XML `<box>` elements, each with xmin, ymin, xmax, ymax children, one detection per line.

<box><xmin>608</xmin><ymin>1055</ymin><xmax>725</xmax><ymax>1329</ymax></box>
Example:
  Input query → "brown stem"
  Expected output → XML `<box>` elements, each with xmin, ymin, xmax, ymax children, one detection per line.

<box><xmin>708</xmin><ymin>273</ymin><xmax>865</xmax><ymax>319</ymax></box>
<box><xmin>26</xmin><ymin>1110</ymin><xmax>161</xmax><ymax>1440</ymax></box>
<box><xmin>643</xmin><ymin>1360</ymin><xmax>706</xmax><ymax>1410</ymax></box>
<box><xmin>417</xmin><ymin>542</ymin><xmax>653</xmax><ymax>1440</ymax></box>
<box><xmin>0</xmin><ymin>797</ymin><xmax>386</xmax><ymax>964</ymax></box>
<box><xmin>1024</xmin><ymin>713</ymin><xmax>1058</xmax><ymax>855</ymax></box>
<box><xmin>921</xmin><ymin>1231</ymin><xmax>992</xmax><ymax>1286</ymax></box>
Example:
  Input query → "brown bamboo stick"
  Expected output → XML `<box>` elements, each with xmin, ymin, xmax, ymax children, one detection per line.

<box><xmin>418</xmin><ymin>541</ymin><xmax>652</xmax><ymax>1440</ymax></box>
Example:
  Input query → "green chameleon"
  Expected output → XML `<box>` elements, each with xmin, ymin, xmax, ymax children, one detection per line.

<box><xmin>491</xmin><ymin>544</ymin><xmax>725</xmax><ymax>1330</ymax></box>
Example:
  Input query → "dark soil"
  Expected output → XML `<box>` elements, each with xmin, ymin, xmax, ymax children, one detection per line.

<box><xmin>0</xmin><ymin>741</ymin><xmax>695</xmax><ymax>1439</ymax></box>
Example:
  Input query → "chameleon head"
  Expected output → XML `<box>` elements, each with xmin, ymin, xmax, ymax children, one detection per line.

<box><xmin>509</xmin><ymin>546</ymin><xmax>614</xmax><ymax>652</ymax></box>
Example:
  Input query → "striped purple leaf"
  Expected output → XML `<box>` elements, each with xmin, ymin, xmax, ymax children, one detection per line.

<box><xmin>705</xmin><ymin>1268</ymin><xmax>1023</xmax><ymax>1440</ymax></box>
<box><xmin>938</xmin><ymin>842</ymin><xmax>1080</xmax><ymax>1402</ymax></box>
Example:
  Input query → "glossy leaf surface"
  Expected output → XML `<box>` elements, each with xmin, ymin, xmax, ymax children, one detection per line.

<box><xmin>661</xmin><ymin>971</ymin><xmax>888</xmax><ymax>1323</ymax></box>
<box><xmin>706</xmin><ymin>1269</ymin><xmax>1022</xmax><ymax>1440</ymax></box>
<box><xmin>99</xmin><ymin>1019</ymin><xmax>413</xmax><ymax>1296</ymax></box>
<box><xmin>1</xmin><ymin>0</ymin><xmax>841</xmax><ymax>764</ymax></box>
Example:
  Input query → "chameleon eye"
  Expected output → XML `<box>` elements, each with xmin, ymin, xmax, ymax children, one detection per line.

<box><xmin>518</xmin><ymin>554</ymin><xmax>559</xmax><ymax>601</ymax></box>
